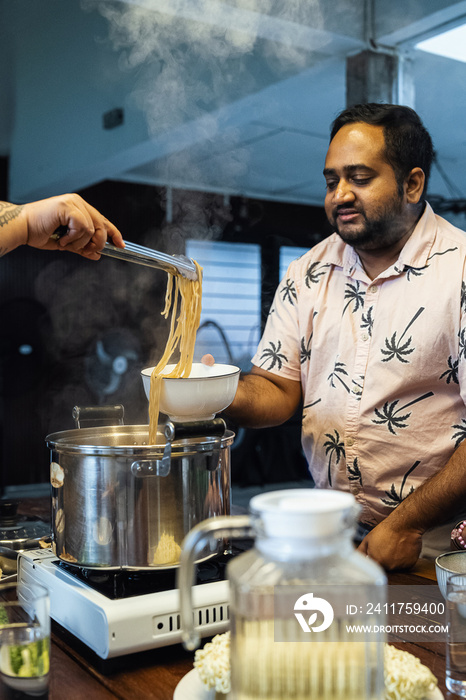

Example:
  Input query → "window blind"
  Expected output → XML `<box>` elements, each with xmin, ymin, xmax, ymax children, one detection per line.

<box><xmin>186</xmin><ymin>239</ymin><xmax>261</xmax><ymax>369</ymax></box>
<box><xmin>279</xmin><ymin>245</ymin><xmax>308</xmax><ymax>280</ymax></box>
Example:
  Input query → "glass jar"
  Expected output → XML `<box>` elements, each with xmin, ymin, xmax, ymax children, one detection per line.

<box><xmin>178</xmin><ymin>489</ymin><xmax>387</xmax><ymax>699</ymax></box>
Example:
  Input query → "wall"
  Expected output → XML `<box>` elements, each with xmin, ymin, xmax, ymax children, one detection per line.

<box><xmin>7</xmin><ymin>0</ymin><xmax>150</xmax><ymax>200</ymax></box>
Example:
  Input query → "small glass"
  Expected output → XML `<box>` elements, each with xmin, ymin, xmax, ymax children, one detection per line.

<box><xmin>0</xmin><ymin>582</ymin><xmax>50</xmax><ymax>699</ymax></box>
<box><xmin>446</xmin><ymin>572</ymin><xmax>466</xmax><ymax>697</ymax></box>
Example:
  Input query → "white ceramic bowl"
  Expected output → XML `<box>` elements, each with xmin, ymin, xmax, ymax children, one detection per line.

<box><xmin>435</xmin><ymin>551</ymin><xmax>466</xmax><ymax>598</ymax></box>
<box><xmin>141</xmin><ymin>362</ymin><xmax>240</xmax><ymax>422</ymax></box>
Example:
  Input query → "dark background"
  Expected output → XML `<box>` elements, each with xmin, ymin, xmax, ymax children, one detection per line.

<box><xmin>0</xmin><ymin>156</ymin><xmax>331</xmax><ymax>492</ymax></box>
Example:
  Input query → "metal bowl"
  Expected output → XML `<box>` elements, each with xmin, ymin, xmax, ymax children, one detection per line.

<box><xmin>141</xmin><ymin>362</ymin><xmax>240</xmax><ymax>421</ymax></box>
<box><xmin>435</xmin><ymin>551</ymin><xmax>466</xmax><ymax>598</ymax></box>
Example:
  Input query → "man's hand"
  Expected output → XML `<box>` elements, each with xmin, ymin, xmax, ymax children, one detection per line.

<box><xmin>23</xmin><ymin>193</ymin><xmax>124</xmax><ymax>260</ymax></box>
<box><xmin>358</xmin><ymin>519</ymin><xmax>423</xmax><ymax>571</ymax></box>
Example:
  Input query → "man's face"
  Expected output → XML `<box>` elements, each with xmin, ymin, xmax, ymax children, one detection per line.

<box><xmin>323</xmin><ymin>122</ymin><xmax>410</xmax><ymax>250</ymax></box>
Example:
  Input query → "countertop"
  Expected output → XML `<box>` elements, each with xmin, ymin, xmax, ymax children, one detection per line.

<box><xmin>33</xmin><ymin>560</ymin><xmax>453</xmax><ymax>700</ymax></box>
<box><xmin>7</xmin><ymin>499</ymin><xmax>456</xmax><ymax>699</ymax></box>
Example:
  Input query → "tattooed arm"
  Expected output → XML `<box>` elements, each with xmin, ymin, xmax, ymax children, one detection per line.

<box><xmin>0</xmin><ymin>202</ymin><xmax>26</xmax><ymax>257</ymax></box>
<box><xmin>0</xmin><ymin>194</ymin><xmax>124</xmax><ymax>260</ymax></box>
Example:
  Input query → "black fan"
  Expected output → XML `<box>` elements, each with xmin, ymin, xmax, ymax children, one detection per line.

<box><xmin>84</xmin><ymin>328</ymin><xmax>141</xmax><ymax>404</ymax></box>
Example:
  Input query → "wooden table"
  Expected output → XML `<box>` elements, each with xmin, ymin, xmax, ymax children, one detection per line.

<box><xmin>388</xmin><ymin>560</ymin><xmax>454</xmax><ymax>699</ymax></box>
<box><xmin>49</xmin><ymin>626</ymin><xmax>194</xmax><ymax>700</ymax></box>
<box><xmin>11</xmin><ymin>501</ymin><xmax>456</xmax><ymax>699</ymax></box>
<box><xmin>30</xmin><ymin>560</ymin><xmax>450</xmax><ymax>700</ymax></box>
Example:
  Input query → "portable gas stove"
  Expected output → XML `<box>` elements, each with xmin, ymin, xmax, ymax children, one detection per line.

<box><xmin>18</xmin><ymin>548</ymin><xmax>231</xmax><ymax>659</ymax></box>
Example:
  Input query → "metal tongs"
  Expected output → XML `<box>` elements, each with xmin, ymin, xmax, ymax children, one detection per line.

<box><xmin>101</xmin><ymin>241</ymin><xmax>198</xmax><ymax>281</ymax></box>
<box><xmin>51</xmin><ymin>226</ymin><xmax>198</xmax><ymax>281</ymax></box>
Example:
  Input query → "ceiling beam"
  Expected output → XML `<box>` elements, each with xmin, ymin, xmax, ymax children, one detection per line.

<box><xmin>115</xmin><ymin>0</ymin><xmax>364</xmax><ymax>56</ymax></box>
<box><xmin>377</xmin><ymin>0</ymin><xmax>466</xmax><ymax>46</ymax></box>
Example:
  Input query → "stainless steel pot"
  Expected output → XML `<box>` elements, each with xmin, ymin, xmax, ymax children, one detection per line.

<box><xmin>46</xmin><ymin>422</ymin><xmax>233</xmax><ymax>570</ymax></box>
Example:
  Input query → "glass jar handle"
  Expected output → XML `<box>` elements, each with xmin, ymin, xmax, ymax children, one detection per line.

<box><xmin>177</xmin><ymin>514</ymin><xmax>253</xmax><ymax>650</ymax></box>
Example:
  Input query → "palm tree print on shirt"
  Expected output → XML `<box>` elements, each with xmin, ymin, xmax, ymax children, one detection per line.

<box><xmin>381</xmin><ymin>461</ymin><xmax>420</xmax><ymax>508</ymax></box>
<box><xmin>361</xmin><ymin>306</ymin><xmax>374</xmax><ymax>337</ymax></box>
<box><xmin>280</xmin><ymin>279</ymin><xmax>297</xmax><ymax>305</ymax></box>
<box><xmin>342</xmin><ymin>280</ymin><xmax>365</xmax><ymax>316</ymax></box>
<box><xmin>347</xmin><ymin>457</ymin><xmax>362</xmax><ymax>485</ymax></box>
<box><xmin>404</xmin><ymin>248</ymin><xmax>457</xmax><ymax>282</ymax></box>
<box><xmin>459</xmin><ymin>328</ymin><xmax>466</xmax><ymax>362</ymax></box>
<box><xmin>305</xmin><ymin>262</ymin><xmax>329</xmax><ymax>288</ymax></box>
<box><xmin>381</xmin><ymin>307</ymin><xmax>424</xmax><ymax>363</ymax></box>
<box><xmin>452</xmin><ymin>419</ymin><xmax>466</xmax><ymax>448</ymax></box>
<box><xmin>323</xmin><ymin>429</ymin><xmax>345</xmax><ymax>486</ymax></box>
<box><xmin>327</xmin><ymin>358</ymin><xmax>350</xmax><ymax>392</ymax></box>
<box><xmin>372</xmin><ymin>392</ymin><xmax>434</xmax><ymax>435</ymax></box>
<box><xmin>430</xmin><ymin>247</ymin><xmax>458</xmax><ymax>260</ymax></box>
<box><xmin>405</xmin><ymin>266</ymin><xmax>427</xmax><ymax>281</ymax></box>
<box><xmin>300</xmin><ymin>311</ymin><xmax>317</xmax><ymax>365</ymax></box>
<box><xmin>351</xmin><ymin>376</ymin><xmax>365</xmax><ymax>400</ymax></box>
<box><xmin>258</xmin><ymin>340</ymin><xmax>287</xmax><ymax>371</ymax></box>
<box><xmin>440</xmin><ymin>356</ymin><xmax>459</xmax><ymax>384</ymax></box>
<box><xmin>303</xmin><ymin>398</ymin><xmax>321</xmax><ymax>412</ymax></box>
<box><xmin>300</xmin><ymin>335</ymin><xmax>312</xmax><ymax>364</ymax></box>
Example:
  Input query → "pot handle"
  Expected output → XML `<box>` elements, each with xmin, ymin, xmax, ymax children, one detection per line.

<box><xmin>177</xmin><ymin>514</ymin><xmax>253</xmax><ymax>651</ymax></box>
<box><xmin>162</xmin><ymin>418</ymin><xmax>226</xmax><ymax>474</ymax></box>
<box><xmin>72</xmin><ymin>405</ymin><xmax>125</xmax><ymax>429</ymax></box>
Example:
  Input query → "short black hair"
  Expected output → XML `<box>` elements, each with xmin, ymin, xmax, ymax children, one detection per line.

<box><xmin>330</xmin><ymin>103</ymin><xmax>434</xmax><ymax>198</ymax></box>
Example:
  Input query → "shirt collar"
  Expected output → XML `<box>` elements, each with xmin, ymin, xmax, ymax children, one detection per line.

<box><xmin>396</xmin><ymin>202</ymin><xmax>436</xmax><ymax>270</ymax></box>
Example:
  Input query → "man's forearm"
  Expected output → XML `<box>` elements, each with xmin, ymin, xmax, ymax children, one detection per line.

<box><xmin>359</xmin><ymin>445</ymin><xmax>466</xmax><ymax>570</ymax></box>
<box><xmin>0</xmin><ymin>202</ymin><xmax>26</xmax><ymax>256</ymax></box>
<box><xmin>224</xmin><ymin>368</ymin><xmax>302</xmax><ymax>428</ymax></box>
<box><xmin>385</xmin><ymin>440</ymin><xmax>466</xmax><ymax>533</ymax></box>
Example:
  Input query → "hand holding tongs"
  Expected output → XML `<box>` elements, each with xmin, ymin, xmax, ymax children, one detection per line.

<box><xmin>51</xmin><ymin>226</ymin><xmax>198</xmax><ymax>281</ymax></box>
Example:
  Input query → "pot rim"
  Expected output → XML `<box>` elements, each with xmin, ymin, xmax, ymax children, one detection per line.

<box><xmin>46</xmin><ymin>424</ymin><xmax>235</xmax><ymax>456</ymax></box>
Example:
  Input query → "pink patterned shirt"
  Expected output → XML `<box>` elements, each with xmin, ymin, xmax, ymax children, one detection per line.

<box><xmin>252</xmin><ymin>204</ymin><xmax>466</xmax><ymax>541</ymax></box>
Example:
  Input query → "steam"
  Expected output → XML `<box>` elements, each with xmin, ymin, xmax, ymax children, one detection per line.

<box><xmin>47</xmin><ymin>0</ymin><xmax>327</xmax><ymax>421</ymax></box>
<box><xmin>82</xmin><ymin>0</ymin><xmax>325</xmax><ymax>153</ymax></box>
<box><xmin>16</xmin><ymin>1</ymin><xmax>332</xmax><ymax>451</ymax></box>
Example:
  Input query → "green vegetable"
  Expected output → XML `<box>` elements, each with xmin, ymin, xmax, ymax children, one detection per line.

<box><xmin>0</xmin><ymin>605</ymin><xmax>9</xmax><ymax>626</ymax></box>
<box><xmin>0</xmin><ymin>605</ymin><xmax>50</xmax><ymax>678</ymax></box>
<box><xmin>7</xmin><ymin>639</ymin><xmax>49</xmax><ymax>677</ymax></box>
<box><xmin>9</xmin><ymin>645</ymin><xmax>23</xmax><ymax>675</ymax></box>
<box><xmin>38</xmin><ymin>649</ymin><xmax>50</xmax><ymax>675</ymax></box>
<box><xmin>30</xmin><ymin>640</ymin><xmax>39</xmax><ymax>668</ymax></box>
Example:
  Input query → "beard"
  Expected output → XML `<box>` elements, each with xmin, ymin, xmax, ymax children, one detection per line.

<box><xmin>329</xmin><ymin>192</ymin><xmax>406</xmax><ymax>251</ymax></box>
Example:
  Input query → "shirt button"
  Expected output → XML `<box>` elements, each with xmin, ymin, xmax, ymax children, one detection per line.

<box><xmin>353</xmin><ymin>387</ymin><xmax>362</xmax><ymax>395</ymax></box>
<box><xmin>350</xmin><ymin>483</ymin><xmax>360</xmax><ymax>494</ymax></box>
<box><xmin>368</xmin><ymin>285</ymin><xmax>378</xmax><ymax>294</ymax></box>
<box><xmin>346</xmin><ymin>437</ymin><xmax>355</xmax><ymax>447</ymax></box>
<box><xmin>361</xmin><ymin>333</ymin><xmax>369</xmax><ymax>341</ymax></box>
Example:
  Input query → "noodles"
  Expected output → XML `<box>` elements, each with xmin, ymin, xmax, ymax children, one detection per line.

<box><xmin>152</xmin><ymin>532</ymin><xmax>182</xmax><ymax>566</ymax></box>
<box><xmin>149</xmin><ymin>260</ymin><xmax>202</xmax><ymax>443</ymax></box>
<box><xmin>194</xmin><ymin>632</ymin><xmax>231</xmax><ymax>694</ymax></box>
<box><xmin>384</xmin><ymin>644</ymin><xmax>438</xmax><ymax>700</ymax></box>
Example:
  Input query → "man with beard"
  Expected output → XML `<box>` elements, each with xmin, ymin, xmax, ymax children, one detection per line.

<box><xmin>222</xmin><ymin>103</ymin><xmax>466</xmax><ymax>570</ymax></box>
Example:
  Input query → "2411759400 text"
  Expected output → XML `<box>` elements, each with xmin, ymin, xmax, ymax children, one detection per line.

<box><xmin>346</xmin><ymin>602</ymin><xmax>445</xmax><ymax>616</ymax></box>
